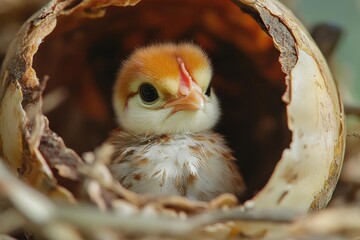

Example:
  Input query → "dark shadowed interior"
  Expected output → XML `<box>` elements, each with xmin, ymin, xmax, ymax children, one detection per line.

<box><xmin>33</xmin><ymin>0</ymin><xmax>291</xmax><ymax>199</ymax></box>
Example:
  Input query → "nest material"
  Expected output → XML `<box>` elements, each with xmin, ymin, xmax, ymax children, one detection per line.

<box><xmin>0</xmin><ymin>0</ymin><xmax>346</xmax><ymax>239</ymax></box>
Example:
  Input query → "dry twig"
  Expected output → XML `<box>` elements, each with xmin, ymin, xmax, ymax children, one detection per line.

<box><xmin>0</xmin><ymin>158</ymin><xmax>301</xmax><ymax>239</ymax></box>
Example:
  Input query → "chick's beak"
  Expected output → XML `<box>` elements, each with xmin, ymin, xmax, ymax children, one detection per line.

<box><xmin>164</xmin><ymin>57</ymin><xmax>205</xmax><ymax>113</ymax></box>
<box><xmin>164</xmin><ymin>84</ymin><xmax>204</xmax><ymax>113</ymax></box>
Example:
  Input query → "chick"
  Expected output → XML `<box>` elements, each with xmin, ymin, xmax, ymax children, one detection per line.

<box><xmin>110</xmin><ymin>43</ymin><xmax>245</xmax><ymax>201</ymax></box>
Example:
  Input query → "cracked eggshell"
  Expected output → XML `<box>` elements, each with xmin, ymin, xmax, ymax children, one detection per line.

<box><xmin>236</xmin><ymin>0</ymin><xmax>345</xmax><ymax>212</ymax></box>
<box><xmin>0</xmin><ymin>0</ymin><xmax>345</xmax><ymax>235</ymax></box>
<box><xmin>0</xmin><ymin>80</ymin><xmax>25</xmax><ymax>171</ymax></box>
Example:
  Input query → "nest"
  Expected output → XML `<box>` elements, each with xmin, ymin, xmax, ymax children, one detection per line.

<box><xmin>0</xmin><ymin>0</ymin><xmax>348</xmax><ymax>239</ymax></box>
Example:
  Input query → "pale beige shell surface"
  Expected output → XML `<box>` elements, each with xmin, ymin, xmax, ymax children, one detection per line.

<box><xmin>236</xmin><ymin>0</ymin><xmax>344</xmax><ymax>210</ymax></box>
<box><xmin>0</xmin><ymin>0</ymin><xmax>345</xmax><ymax>239</ymax></box>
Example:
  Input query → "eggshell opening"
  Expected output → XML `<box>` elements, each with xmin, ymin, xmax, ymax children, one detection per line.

<box><xmin>0</xmin><ymin>0</ymin><xmax>344</xmax><ymax>211</ymax></box>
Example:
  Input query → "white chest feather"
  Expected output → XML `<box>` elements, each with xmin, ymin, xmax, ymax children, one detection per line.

<box><xmin>110</xmin><ymin>131</ymin><xmax>244</xmax><ymax>201</ymax></box>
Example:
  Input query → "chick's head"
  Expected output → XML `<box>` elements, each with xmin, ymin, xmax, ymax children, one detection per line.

<box><xmin>113</xmin><ymin>43</ymin><xmax>220</xmax><ymax>135</ymax></box>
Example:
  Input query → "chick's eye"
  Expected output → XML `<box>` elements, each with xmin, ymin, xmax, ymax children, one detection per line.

<box><xmin>139</xmin><ymin>83</ymin><xmax>159</xmax><ymax>104</ymax></box>
<box><xmin>205</xmin><ymin>84</ymin><xmax>211</xmax><ymax>97</ymax></box>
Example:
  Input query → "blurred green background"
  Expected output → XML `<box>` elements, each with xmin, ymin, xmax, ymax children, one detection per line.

<box><xmin>281</xmin><ymin>0</ymin><xmax>360</xmax><ymax>105</ymax></box>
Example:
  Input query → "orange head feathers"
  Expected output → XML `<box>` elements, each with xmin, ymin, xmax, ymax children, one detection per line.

<box><xmin>113</xmin><ymin>43</ymin><xmax>220</xmax><ymax>135</ymax></box>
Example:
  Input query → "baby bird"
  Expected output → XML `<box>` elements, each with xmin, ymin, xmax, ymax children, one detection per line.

<box><xmin>109</xmin><ymin>43</ymin><xmax>245</xmax><ymax>201</ymax></box>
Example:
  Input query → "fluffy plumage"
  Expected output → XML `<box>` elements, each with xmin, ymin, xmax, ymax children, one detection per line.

<box><xmin>110</xmin><ymin>43</ymin><xmax>245</xmax><ymax>201</ymax></box>
<box><xmin>110</xmin><ymin>131</ymin><xmax>244</xmax><ymax>201</ymax></box>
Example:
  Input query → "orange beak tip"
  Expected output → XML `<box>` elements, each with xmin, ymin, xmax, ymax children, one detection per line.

<box><xmin>164</xmin><ymin>90</ymin><xmax>205</xmax><ymax>113</ymax></box>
